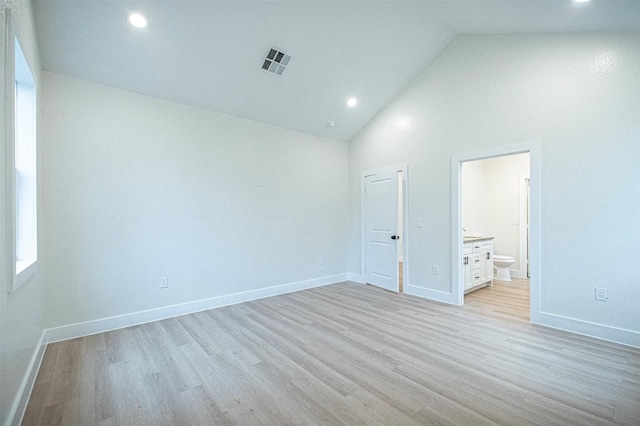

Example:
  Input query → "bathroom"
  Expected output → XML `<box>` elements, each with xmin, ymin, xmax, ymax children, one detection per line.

<box><xmin>462</xmin><ymin>153</ymin><xmax>530</xmax><ymax>296</ymax></box>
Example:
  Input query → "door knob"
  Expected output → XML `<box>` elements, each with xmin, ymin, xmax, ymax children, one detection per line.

<box><xmin>391</xmin><ymin>235</ymin><xmax>398</xmax><ymax>240</ymax></box>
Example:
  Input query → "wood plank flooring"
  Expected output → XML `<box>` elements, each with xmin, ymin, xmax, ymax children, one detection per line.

<box><xmin>465</xmin><ymin>278</ymin><xmax>530</xmax><ymax>321</ymax></box>
<box><xmin>23</xmin><ymin>281</ymin><xmax>640</xmax><ymax>425</ymax></box>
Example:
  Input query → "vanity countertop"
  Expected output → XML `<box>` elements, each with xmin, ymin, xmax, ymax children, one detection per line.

<box><xmin>463</xmin><ymin>236</ymin><xmax>495</xmax><ymax>243</ymax></box>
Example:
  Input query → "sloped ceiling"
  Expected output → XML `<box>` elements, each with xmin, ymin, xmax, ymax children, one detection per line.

<box><xmin>33</xmin><ymin>1</ymin><xmax>640</xmax><ymax>141</ymax></box>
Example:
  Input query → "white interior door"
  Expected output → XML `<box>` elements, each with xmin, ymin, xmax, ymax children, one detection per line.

<box><xmin>364</xmin><ymin>170</ymin><xmax>399</xmax><ymax>292</ymax></box>
<box><xmin>526</xmin><ymin>178</ymin><xmax>530</xmax><ymax>278</ymax></box>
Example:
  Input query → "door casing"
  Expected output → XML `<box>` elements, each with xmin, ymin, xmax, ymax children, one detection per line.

<box><xmin>451</xmin><ymin>141</ymin><xmax>540</xmax><ymax>324</ymax></box>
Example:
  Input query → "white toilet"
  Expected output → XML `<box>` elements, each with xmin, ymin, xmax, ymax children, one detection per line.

<box><xmin>493</xmin><ymin>255</ymin><xmax>515</xmax><ymax>281</ymax></box>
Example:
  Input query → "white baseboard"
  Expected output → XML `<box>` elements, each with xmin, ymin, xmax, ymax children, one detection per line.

<box><xmin>44</xmin><ymin>273</ymin><xmax>348</xmax><ymax>344</ymax></box>
<box><xmin>535</xmin><ymin>312</ymin><xmax>640</xmax><ymax>348</ymax></box>
<box><xmin>405</xmin><ymin>284</ymin><xmax>455</xmax><ymax>304</ymax></box>
<box><xmin>510</xmin><ymin>268</ymin><xmax>527</xmax><ymax>279</ymax></box>
<box><xmin>399</xmin><ymin>285</ymin><xmax>639</xmax><ymax>348</ymax></box>
<box><xmin>6</xmin><ymin>330</ymin><xmax>47</xmax><ymax>426</ymax></box>
<box><xmin>347</xmin><ymin>273</ymin><xmax>365</xmax><ymax>283</ymax></box>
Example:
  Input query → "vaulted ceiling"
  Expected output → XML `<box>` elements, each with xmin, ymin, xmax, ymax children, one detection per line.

<box><xmin>33</xmin><ymin>1</ymin><xmax>640</xmax><ymax>141</ymax></box>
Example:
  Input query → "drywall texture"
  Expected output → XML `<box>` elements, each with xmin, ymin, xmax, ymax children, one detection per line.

<box><xmin>461</xmin><ymin>160</ymin><xmax>487</xmax><ymax>238</ymax></box>
<box><xmin>0</xmin><ymin>1</ymin><xmax>46</xmax><ymax>424</ymax></box>
<box><xmin>462</xmin><ymin>153</ymin><xmax>530</xmax><ymax>276</ymax></box>
<box><xmin>42</xmin><ymin>72</ymin><xmax>349</xmax><ymax>328</ymax></box>
<box><xmin>349</xmin><ymin>33</ymin><xmax>640</xmax><ymax>332</ymax></box>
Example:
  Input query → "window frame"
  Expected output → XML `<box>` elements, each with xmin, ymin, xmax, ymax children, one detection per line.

<box><xmin>6</xmin><ymin>11</ymin><xmax>38</xmax><ymax>292</ymax></box>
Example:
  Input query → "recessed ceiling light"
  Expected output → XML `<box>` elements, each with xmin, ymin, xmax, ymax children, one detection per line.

<box><xmin>573</xmin><ymin>0</ymin><xmax>590</xmax><ymax>3</ymax></box>
<box><xmin>127</xmin><ymin>10</ymin><xmax>149</xmax><ymax>29</ymax></box>
<box><xmin>347</xmin><ymin>97</ymin><xmax>358</xmax><ymax>108</ymax></box>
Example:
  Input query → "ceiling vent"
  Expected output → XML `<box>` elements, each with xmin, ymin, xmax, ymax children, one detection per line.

<box><xmin>261</xmin><ymin>47</ymin><xmax>291</xmax><ymax>77</ymax></box>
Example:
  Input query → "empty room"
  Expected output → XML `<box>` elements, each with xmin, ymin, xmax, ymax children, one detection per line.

<box><xmin>1</xmin><ymin>0</ymin><xmax>639</xmax><ymax>424</ymax></box>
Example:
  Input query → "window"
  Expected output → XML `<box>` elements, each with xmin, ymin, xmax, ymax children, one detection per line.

<box><xmin>13</xmin><ymin>37</ymin><xmax>37</xmax><ymax>288</ymax></box>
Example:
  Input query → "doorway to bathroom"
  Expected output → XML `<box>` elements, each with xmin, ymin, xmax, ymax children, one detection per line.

<box><xmin>461</xmin><ymin>153</ymin><xmax>530</xmax><ymax>319</ymax></box>
<box><xmin>451</xmin><ymin>142</ymin><xmax>540</xmax><ymax>323</ymax></box>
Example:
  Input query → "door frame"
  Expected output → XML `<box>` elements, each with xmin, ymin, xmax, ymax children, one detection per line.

<box><xmin>516</xmin><ymin>175</ymin><xmax>530</xmax><ymax>279</ymax></box>
<box><xmin>361</xmin><ymin>163</ymin><xmax>408</xmax><ymax>291</ymax></box>
<box><xmin>451</xmin><ymin>141</ymin><xmax>541</xmax><ymax>324</ymax></box>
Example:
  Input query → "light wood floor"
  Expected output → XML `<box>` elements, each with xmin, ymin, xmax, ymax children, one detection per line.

<box><xmin>24</xmin><ymin>281</ymin><xmax>640</xmax><ymax>425</ymax></box>
<box><xmin>465</xmin><ymin>278</ymin><xmax>531</xmax><ymax>322</ymax></box>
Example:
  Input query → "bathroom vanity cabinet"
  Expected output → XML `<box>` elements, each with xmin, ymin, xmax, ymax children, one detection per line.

<box><xmin>462</xmin><ymin>238</ymin><xmax>494</xmax><ymax>293</ymax></box>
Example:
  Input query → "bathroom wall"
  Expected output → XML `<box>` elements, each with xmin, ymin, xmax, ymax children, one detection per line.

<box><xmin>463</xmin><ymin>153</ymin><xmax>530</xmax><ymax>277</ymax></box>
<box><xmin>483</xmin><ymin>154</ymin><xmax>530</xmax><ymax>276</ymax></box>
<box><xmin>461</xmin><ymin>160</ymin><xmax>487</xmax><ymax>237</ymax></box>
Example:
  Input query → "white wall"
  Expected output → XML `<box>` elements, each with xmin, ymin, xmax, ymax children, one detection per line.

<box><xmin>461</xmin><ymin>159</ymin><xmax>487</xmax><ymax>237</ymax></box>
<box><xmin>483</xmin><ymin>154</ymin><xmax>529</xmax><ymax>275</ymax></box>
<box><xmin>42</xmin><ymin>72</ymin><xmax>349</xmax><ymax>329</ymax></box>
<box><xmin>1</xmin><ymin>1</ymin><xmax>46</xmax><ymax>424</ymax></box>
<box><xmin>349</xmin><ymin>33</ymin><xmax>640</xmax><ymax>341</ymax></box>
<box><xmin>463</xmin><ymin>153</ymin><xmax>530</xmax><ymax>275</ymax></box>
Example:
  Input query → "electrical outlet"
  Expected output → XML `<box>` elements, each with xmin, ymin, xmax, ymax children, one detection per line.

<box><xmin>432</xmin><ymin>265</ymin><xmax>440</xmax><ymax>275</ymax></box>
<box><xmin>160</xmin><ymin>277</ymin><xmax>169</xmax><ymax>289</ymax></box>
<box><xmin>319</xmin><ymin>257</ymin><xmax>324</xmax><ymax>266</ymax></box>
<box><xmin>416</xmin><ymin>219</ymin><xmax>423</xmax><ymax>228</ymax></box>
<box><xmin>595</xmin><ymin>287</ymin><xmax>607</xmax><ymax>301</ymax></box>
